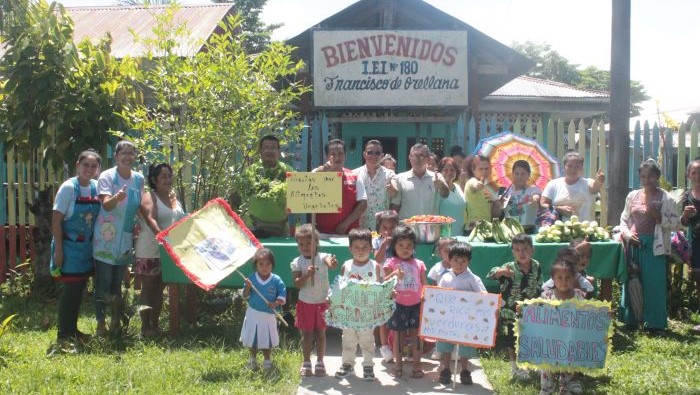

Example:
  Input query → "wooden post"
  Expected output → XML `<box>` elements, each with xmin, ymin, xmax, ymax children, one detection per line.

<box><xmin>607</xmin><ymin>0</ymin><xmax>631</xmax><ymax>226</ymax></box>
<box><xmin>598</xmin><ymin>121</ymin><xmax>608</xmax><ymax>227</ymax></box>
<box><xmin>185</xmin><ymin>284</ymin><xmax>198</xmax><ymax>325</ymax></box>
<box><xmin>168</xmin><ymin>284</ymin><xmax>180</xmax><ymax>336</ymax></box>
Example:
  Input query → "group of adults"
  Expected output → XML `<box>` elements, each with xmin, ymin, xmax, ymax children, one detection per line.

<box><xmin>243</xmin><ymin>135</ymin><xmax>608</xmax><ymax>238</ymax></box>
<box><xmin>51</xmin><ymin>141</ymin><xmax>185</xmax><ymax>343</ymax></box>
<box><xmin>50</xmin><ymin>134</ymin><xmax>700</xmax><ymax>342</ymax></box>
<box><xmin>244</xmin><ymin>135</ymin><xmax>700</xmax><ymax>333</ymax></box>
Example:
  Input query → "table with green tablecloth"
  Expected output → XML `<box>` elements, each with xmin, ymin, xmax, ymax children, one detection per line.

<box><xmin>161</xmin><ymin>237</ymin><xmax>625</xmax><ymax>333</ymax></box>
<box><xmin>162</xmin><ymin>237</ymin><xmax>626</xmax><ymax>290</ymax></box>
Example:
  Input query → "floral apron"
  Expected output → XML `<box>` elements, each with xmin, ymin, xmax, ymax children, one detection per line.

<box><xmin>92</xmin><ymin>170</ymin><xmax>143</xmax><ymax>265</ymax></box>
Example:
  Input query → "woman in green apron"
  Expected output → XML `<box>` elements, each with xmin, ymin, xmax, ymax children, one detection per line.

<box><xmin>51</xmin><ymin>150</ymin><xmax>102</xmax><ymax>343</ymax></box>
<box><xmin>92</xmin><ymin>140</ymin><xmax>144</xmax><ymax>336</ymax></box>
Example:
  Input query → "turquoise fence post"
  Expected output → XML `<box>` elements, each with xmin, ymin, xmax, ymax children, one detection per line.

<box><xmin>631</xmin><ymin>120</ymin><xmax>642</xmax><ymax>188</ymax></box>
<box><xmin>663</xmin><ymin>127</ymin><xmax>674</xmax><ymax>184</ymax></box>
<box><xmin>642</xmin><ymin>120</ymin><xmax>651</xmax><ymax>161</ymax></box>
<box><xmin>311</xmin><ymin>114</ymin><xmax>322</xmax><ymax>168</ymax></box>
<box><xmin>321</xmin><ymin>111</ymin><xmax>329</xmax><ymax>159</ymax></box>
<box><xmin>467</xmin><ymin>115</ymin><xmax>476</xmax><ymax>154</ymax></box>
<box><xmin>652</xmin><ymin>122</ymin><xmax>660</xmax><ymax>164</ymax></box>
<box><xmin>456</xmin><ymin>115</ymin><xmax>465</xmax><ymax>150</ymax></box>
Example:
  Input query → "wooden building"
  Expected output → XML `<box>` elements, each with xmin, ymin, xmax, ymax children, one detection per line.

<box><xmin>285</xmin><ymin>0</ymin><xmax>608</xmax><ymax>170</ymax></box>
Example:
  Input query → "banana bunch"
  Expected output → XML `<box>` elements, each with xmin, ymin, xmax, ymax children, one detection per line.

<box><xmin>503</xmin><ymin>217</ymin><xmax>525</xmax><ymax>236</ymax></box>
<box><xmin>468</xmin><ymin>218</ymin><xmax>526</xmax><ymax>244</ymax></box>
<box><xmin>467</xmin><ymin>220</ymin><xmax>494</xmax><ymax>242</ymax></box>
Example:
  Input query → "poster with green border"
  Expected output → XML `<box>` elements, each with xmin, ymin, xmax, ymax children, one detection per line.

<box><xmin>516</xmin><ymin>298</ymin><xmax>613</xmax><ymax>374</ymax></box>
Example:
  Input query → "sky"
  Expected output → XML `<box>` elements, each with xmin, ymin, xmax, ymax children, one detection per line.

<box><xmin>58</xmin><ymin>0</ymin><xmax>700</xmax><ymax>124</ymax></box>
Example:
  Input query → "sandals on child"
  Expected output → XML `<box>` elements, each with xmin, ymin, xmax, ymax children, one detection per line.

<box><xmin>300</xmin><ymin>362</ymin><xmax>313</xmax><ymax>377</ymax></box>
<box><xmin>314</xmin><ymin>362</ymin><xmax>327</xmax><ymax>377</ymax></box>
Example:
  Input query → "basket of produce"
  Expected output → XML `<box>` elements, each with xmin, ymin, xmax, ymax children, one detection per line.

<box><xmin>402</xmin><ymin>215</ymin><xmax>455</xmax><ymax>244</ymax></box>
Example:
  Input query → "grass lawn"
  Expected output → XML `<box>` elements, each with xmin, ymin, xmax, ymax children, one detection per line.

<box><xmin>481</xmin><ymin>318</ymin><xmax>700</xmax><ymax>395</ymax></box>
<box><xmin>1</xmin><ymin>287</ymin><xmax>699</xmax><ymax>394</ymax></box>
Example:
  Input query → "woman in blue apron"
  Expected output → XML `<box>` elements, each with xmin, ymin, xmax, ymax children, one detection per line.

<box><xmin>51</xmin><ymin>150</ymin><xmax>102</xmax><ymax>343</ymax></box>
<box><xmin>92</xmin><ymin>140</ymin><xmax>144</xmax><ymax>336</ymax></box>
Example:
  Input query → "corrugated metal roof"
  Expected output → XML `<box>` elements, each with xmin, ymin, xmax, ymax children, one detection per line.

<box><xmin>67</xmin><ymin>4</ymin><xmax>235</xmax><ymax>58</ymax></box>
<box><xmin>490</xmin><ymin>75</ymin><xmax>609</xmax><ymax>99</ymax></box>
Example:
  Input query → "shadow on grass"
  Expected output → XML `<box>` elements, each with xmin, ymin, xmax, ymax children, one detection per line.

<box><xmin>46</xmin><ymin>320</ymin><xmax>302</xmax><ymax>359</ymax></box>
<box><xmin>579</xmin><ymin>374</ymin><xmax>613</xmax><ymax>395</ymax></box>
<box><xmin>201</xmin><ymin>369</ymin><xmax>233</xmax><ymax>383</ymax></box>
<box><xmin>610</xmin><ymin>323</ymin><xmax>638</xmax><ymax>353</ymax></box>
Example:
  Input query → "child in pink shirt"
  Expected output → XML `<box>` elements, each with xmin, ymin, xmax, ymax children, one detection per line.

<box><xmin>383</xmin><ymin>226</ymin><xmax>427</xmax><ymax>378</ymax></box>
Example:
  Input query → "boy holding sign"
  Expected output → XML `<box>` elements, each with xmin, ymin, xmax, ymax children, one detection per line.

<box><xmin>334</xmin><ymin>228</ymin><xmax>382</xmax><ymax>381</ymax></box>
<box><xmin>487</xmin><ymin>234</ymin><xmax>542</xmax><ymax>380</ymax></box>
<box><xmin>435</xmin><ymin>242</ymin><xmax>486</xmax><ymax>385</ymax></box>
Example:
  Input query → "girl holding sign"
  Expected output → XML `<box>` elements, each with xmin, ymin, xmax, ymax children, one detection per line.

<box><xmin>291</xmin><ymin>224</ymin><xmax>338</xmax><ymax>377</ymax></box>
<box><xmin>383</xmin><ymin>226</ymin><xmax>428</xmax><ymax>378</ymax></box>
<box><xmin>538</xmin><ymin>258</ymin><xmax>585</xmax><ymax>395</ymax></box>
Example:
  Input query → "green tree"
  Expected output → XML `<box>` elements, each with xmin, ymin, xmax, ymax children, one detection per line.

<box><xmin>513</xmin><ymin>41</ymin><xmax>649</xmax><ymax>116</ymax></box>
<box><xmin>512</xmin><ymin>41</ymin><xmax>581</xmax><ymax>85</ymax></box>
<box><xmin>123</xmin><ymin>5</ymin><xmax>308</xmax><ymax>212</ymax></box>
<box><xmin>213</xmin><ymin>0</ymin><xmax>281</xmax><ymax>53</ymax></box>
<box><xmin>0</xmin><ymin>0</ymin><xmax>137</xmax><ymax>288</ymax></box>
<box><xmin>578</xmin><ymin>65</ymin><xmax>649</xmax><ymax>117</ymax></box>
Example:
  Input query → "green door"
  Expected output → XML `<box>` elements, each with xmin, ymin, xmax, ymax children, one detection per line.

<box><xmin>341</xmin><ymin>122</ymin><xmax>454</xmax><ymax>171</ymax></box>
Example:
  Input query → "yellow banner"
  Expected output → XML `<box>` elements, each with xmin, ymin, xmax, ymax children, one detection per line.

<box><xmin>286</xmin><ymin>172</ymin><xmax>342</xmax><ymax>214</ymax></box>
<box><xmin>157</xmin><ymin>199</ymin><xmax>260</xmax><ymax>291</ymax></box>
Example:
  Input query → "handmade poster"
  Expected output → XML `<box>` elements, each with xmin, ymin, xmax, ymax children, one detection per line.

<box><xmin>157</xmin><ymin>198</ymin><xmax>261</xmax><ymax>291</ymax></box>
<box><xmin>326</xmin><ymin>277</ymin><xmax>396</xmax><ymax>330</ymax></box>
<box><xmin>516</xmin><ymin>298</ymin><xmax>613</xmax><ymax>373</ymax></box>
<box><xmin>419</xmin><ymin>286</ymin><xmax>500</xmax><ymax>348</ymax></box>
<box><xmin>286</xmin><ymin>172</ymin><xmax>342</xmax><ymax>213</ymax></box>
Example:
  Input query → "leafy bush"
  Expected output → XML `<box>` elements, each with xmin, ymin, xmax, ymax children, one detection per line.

<box><xmin>0</xmin><ymin>262</ymin><xmax>33</xmax><ymax>299</ymax></box>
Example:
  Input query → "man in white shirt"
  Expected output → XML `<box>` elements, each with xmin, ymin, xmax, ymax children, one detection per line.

<box><xmin>389</xmin><ymin>143</ymin><xmax>448</xmax><ymax>219</ymax></box>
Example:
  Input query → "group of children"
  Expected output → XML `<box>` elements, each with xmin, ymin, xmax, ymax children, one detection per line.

<box><xmin>238</xmin><ymin>209</ymin><xmax>596</xmax><ymax>393</ymax></box>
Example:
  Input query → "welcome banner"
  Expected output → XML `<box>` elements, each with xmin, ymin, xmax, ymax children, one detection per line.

<box><xmin>313</xmin><ymin>30</ymin><xmax>469</xmax><ymax>107</ymax></box>
<box><xmin>326</xmin><ymin>277</ymin><xmax>396</xmax><ymax>331</ymax></box>
<box><xmin>516</xmin><ymin>298</ymin><xmax>613</xmax><ymax>374</ymax></box>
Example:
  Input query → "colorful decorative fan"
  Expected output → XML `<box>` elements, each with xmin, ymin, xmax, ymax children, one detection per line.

<box><xmin>473</xmin><ymin>132</ymin><xmax>560</xmax><ymax>191</ymax></box>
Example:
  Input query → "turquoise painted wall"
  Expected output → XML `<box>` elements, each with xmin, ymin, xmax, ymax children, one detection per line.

<box><xmin>341</xmin><ymin>122</ymin><xmax>455</xmax><ymax>171</ymax></box>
